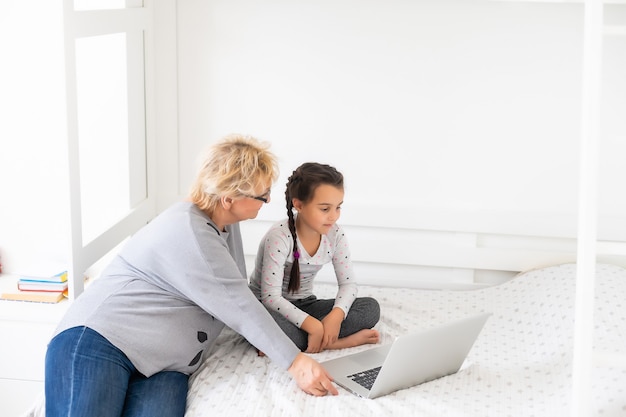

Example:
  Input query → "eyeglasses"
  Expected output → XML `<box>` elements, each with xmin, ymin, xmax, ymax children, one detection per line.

<box><xmin>243</xmin><ymin>191</ymin><xmax>271</xmax><ymax>204</ymax></box>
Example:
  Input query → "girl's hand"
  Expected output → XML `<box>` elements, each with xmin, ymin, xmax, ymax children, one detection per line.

<box><xmin>288</xmin><ymin>353</ymin><xmax>338</xmax><ymax>396</ymax></box>
<box><xmin>321</xmin><ymin>308</ymin><xmax>344</xmax><ymax>349</ymax></box>
<box><xmin>306</xmin><ymin>332</ymin><xmax>324</xmax><ymax>353</ymax></box>
<box><xmin>302</xmin><ymin>316</ymin><xmax>324</xmax><ymax>353</ymax></box>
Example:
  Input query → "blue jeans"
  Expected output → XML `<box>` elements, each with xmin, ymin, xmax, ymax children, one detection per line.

<box><xmin>45</xmin><ymin>327</ymin><xmax>188</xmax><ymax>417</ymax></box>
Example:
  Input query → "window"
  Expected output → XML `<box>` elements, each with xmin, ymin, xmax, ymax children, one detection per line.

<box><xmin>64</xmin><ymin>3</ymin><xmax>154</xmax><ymax>297</ymax></box>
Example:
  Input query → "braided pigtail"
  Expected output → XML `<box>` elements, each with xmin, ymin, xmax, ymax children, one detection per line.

<box><xmin>284</xmin><ymin>163</ymin><xmax>343</xmax><ymax>294</ymax></box>
<box><xmin>286</xmin><ymin>173</ymin><xmax>301</xmax><ymax>293</ymax></box>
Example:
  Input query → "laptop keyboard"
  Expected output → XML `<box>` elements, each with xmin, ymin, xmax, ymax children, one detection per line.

<box><xmin>347</xmin><ymin>366</ymin><xmax>382</xmax><ymax>390</ymax></box>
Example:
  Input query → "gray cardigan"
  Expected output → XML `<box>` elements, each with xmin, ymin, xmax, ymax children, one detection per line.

<box><xmin>53</xmin><ymin>202</ymin><xmax>300</xmax><ymax>377</ymax></box>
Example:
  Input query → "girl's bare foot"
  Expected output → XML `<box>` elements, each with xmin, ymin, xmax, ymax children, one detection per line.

<box><xmin>327</xmin><ymin>329</ymin><xmax>380</xmax><ymax>350</ymax></box>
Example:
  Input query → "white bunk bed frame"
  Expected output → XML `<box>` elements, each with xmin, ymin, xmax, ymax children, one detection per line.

<box><xmin>573</xmin><ymin>1</ymin><xmax>603</xmax><ymax>416</ymax></box>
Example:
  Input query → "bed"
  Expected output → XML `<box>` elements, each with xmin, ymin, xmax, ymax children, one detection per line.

<box><xmin>23</xmin><ymin>262</ymin><xmax>626</xmax><ymax>417</ymax></box>
<box><xmin>184</xmin><ymin>262</ymin><xmax>626</xmax><ymax>417</ymax></box>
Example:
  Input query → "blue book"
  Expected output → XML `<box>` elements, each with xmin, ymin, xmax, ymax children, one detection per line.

<box><xmin>18</xmin><ymin>270</ymin><xmax>68</xmax><ymax>284</ymax></box>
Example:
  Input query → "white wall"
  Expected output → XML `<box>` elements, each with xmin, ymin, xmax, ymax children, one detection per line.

<box><xmin>1</xmin><ymin>1</ymin><xmax>625</xmax><ymax>287</ymax></box>
<box><xmin>174</xmin><ymin>0</ymin><xmax>626</xmax><ymax>286</ymax></box>
<box><xmin>176</xmin><ymin>0</ymin><xmax>625</xmax><ymax>220</ymax></box>
<box><xmin>0</xmin><ymin>2</ymin><xmax>71</xmax><ymax>275</ymax></box>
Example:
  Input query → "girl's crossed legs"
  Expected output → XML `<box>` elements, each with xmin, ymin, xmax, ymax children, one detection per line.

<box><xmin>267</xmin><ymin>296</ymin><xmax>380</xmax><ymax>351</ymax></box>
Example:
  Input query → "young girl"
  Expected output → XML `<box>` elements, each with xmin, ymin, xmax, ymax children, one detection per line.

<box><xmin>249</xmin><ymin>162</ymin><xmax>380</xmax><ymax>353</ymax></box>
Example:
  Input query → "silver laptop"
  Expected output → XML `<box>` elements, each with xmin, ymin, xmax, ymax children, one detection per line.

<box><xmin>321</xmin><ymin>312</ymin><xmax>490</xmax><ymax>399</ymax></box>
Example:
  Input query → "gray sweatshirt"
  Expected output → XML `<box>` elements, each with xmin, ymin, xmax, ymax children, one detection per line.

<box><xmin>53</xmin><ymin>202</ymin><xmax>300</xmax><ymax>377</ymax></box>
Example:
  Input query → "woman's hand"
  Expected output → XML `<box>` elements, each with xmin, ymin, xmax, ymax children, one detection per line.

<box><xmin>288</xmin><ymin>353</ymin><xmax>339</xmax><ymax>396</ymax></box>
<box><xmin>301</xmin><ymin>316</ymin><xmax>324</xmax><ymax>353</ymax></box>
<box><xmin>321</xmin><ymin>307</ymin><xmax>344</xmax><ymax>349</ymax></box>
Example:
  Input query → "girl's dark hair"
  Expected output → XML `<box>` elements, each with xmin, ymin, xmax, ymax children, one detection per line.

<box><xmin>285</xmin><ymin>162</ymin><xmax>344</xmax><ymax>293</ymax></box>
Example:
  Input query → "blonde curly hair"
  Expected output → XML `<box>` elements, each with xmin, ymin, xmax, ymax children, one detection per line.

<box><xmin>189</xmin><ymin>134</ymin><xmax>279</xmax><ymax>215</ymax></box>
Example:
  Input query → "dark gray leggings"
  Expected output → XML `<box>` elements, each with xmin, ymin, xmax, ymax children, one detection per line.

<box><xmin>267</xmin><ymin>295</ymin><xmax>380</xmax><ymax>351</ymax></box>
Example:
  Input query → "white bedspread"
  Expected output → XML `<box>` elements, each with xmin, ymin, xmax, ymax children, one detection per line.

<box><xmin>185</xmin><ymin>263</ymin><xmax>626</xmax><ymax>417</ymax></box>
<box><xmin>23</xmin><ymin>263</ymin><xmax>626</xmax><ymax>417</ymax></box>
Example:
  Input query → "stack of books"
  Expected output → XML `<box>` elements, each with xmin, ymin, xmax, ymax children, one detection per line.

<box><xmin>1</xmin><ymin>271</ymin><xmax>68</xmax><ymax>303</ymax></box>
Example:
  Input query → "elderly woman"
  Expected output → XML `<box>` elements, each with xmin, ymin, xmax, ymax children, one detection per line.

<box><xmin>45</xmin><ymin>134</ymin><xmax>337</xmax><ymax>417</ymax></box>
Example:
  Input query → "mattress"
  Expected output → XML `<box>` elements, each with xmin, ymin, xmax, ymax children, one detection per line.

<box><xmin>184</xmin><ymin>263</ymin><xmax>626</xmax><ymax>417</ymax></box>
<box><xmin>23</xmin><ymin>263</ymin><xmax>626</xmax><ymax>417</ymax></box>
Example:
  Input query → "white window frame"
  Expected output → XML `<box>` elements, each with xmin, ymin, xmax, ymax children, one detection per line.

<box><xmin>63</xmin><ymin>1</ymin><xmax>156</xmax><ymax>299</ymax></box>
